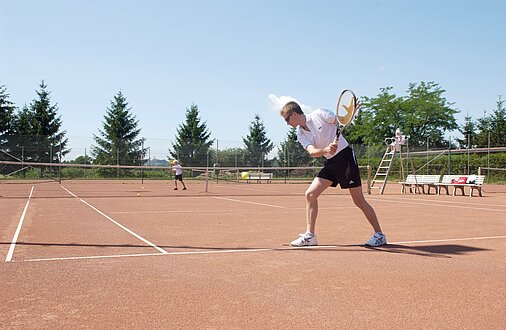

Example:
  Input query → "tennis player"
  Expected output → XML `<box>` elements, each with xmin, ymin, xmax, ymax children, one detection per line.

<box><xmin>171</xmin><ymin>160</ymin><xmax>187</xmax><ymax>190</ymax></box>
<box><xmin>280</xmin><ymin>101</ymin><xmax>386</xmax><ymax>247</ymax></box>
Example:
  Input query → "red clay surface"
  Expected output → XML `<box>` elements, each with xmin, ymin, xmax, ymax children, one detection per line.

<box><xmin>1</xmin><ymin>180</ymin><xmax>505</xmax><ymax>329</ymax></box>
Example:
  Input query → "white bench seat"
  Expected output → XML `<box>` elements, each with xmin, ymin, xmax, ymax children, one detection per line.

<box><xmin>247</xmin><ymin>172</ymin><xmax>273</xmax><ymax>183</ymax></box>
<box><xmin>433</xmin><ymin>175</ymin><xmax>485</xmax><ymax>197</ymax></box>
<box><xmin>399</xmin><ymin>174</ymin><xmax>441</xmax><ymax>194</ymax></box>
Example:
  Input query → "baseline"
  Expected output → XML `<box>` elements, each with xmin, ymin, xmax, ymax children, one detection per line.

<box><xmin>15</xmin><ymin>234</ymin><xmax>506</xmax><ymax>263</ymax></box>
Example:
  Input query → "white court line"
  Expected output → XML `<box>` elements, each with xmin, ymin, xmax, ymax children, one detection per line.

<box><xmin>367</xmin><ymin>196</ymin><xmax>506</xmax><ymax>213</ymax></box>
<box><xmin>110</xmin><ymin>205</ymin><xmax>364</xmax><ymax>214</ymax></box>
<box><xmin>60</xmin><ymin>186</ymin><xmax>169</xmax><ymax>254</ymax></box>
<box><xmin>211</xmin><ymin>196</ymin><xmax>287</xmax><ymax>208</ymax></box>
<box><xmin>391</xmin><ymin>235</ymin><xmax>506</xmax><ymax>245</ymax></box>
<box><xmin>16</xmin><ymin>234</ymin><xmax>506</xmax><ymax>263</ymax></box>
<box><xmin>373</xmin><ymin>195</ymin><xmax>506</xmax><ymax>210</ymax></box>
<box><xmin>5</xmin><ymin>186</ymin><xmax>34</xmax><ymax>262</ymax></box>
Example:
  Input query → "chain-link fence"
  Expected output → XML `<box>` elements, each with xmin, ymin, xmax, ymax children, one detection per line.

<box><xmin>2</xmin><ymin>135</ymin><xmax>506</xmax><ymax>182</ymax></box>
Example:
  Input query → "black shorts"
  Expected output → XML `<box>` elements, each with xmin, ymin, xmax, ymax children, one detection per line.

<box><xmin>175</xmin><ymin>174</ymin><xmax>183</xmax><ymax>181</ymax></box>
<box><xmin>316</xmin><ymin>146</ymin><xmax>361</xmax><ymax>189</ymax></box>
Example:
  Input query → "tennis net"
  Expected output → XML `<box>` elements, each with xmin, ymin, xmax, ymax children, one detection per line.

<box><xmin>0</xmin><ymin>161</ymin><xmax>371</xmax><ymax>197</ymax></box>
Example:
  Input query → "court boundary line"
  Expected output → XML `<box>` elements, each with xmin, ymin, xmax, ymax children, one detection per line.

<box><xmin>60</xmin><ymin>185</ymin><xmax>169</xmax><ymax>255</ymax></box>
<box><xmin>211</xmin><ymin>196</ymin><xmax>287</xmax><ymax>208</ymax></box>
<box><xmin>15</xmin><ymin>234</ymin><xmax>506</xmax><ymax>263</ymax></box>
<box><xmin>372</xmin><ymin>195</ymin><xmax>506</xmax><ymax>209</ymax></box>
<box><xmin>367</xmin><ymin>196</ymin><xmax>506</xmax><ymax>212</ymax></box>
<box><xmin>5</xmin><ymin>186</ymin><xmax>34</xmax><ymax>262</ymax></box>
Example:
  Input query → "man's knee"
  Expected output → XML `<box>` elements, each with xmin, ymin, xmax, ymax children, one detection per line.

<box><xmin>305</xmin><ymin>189</ymin><xmax>318</xmax><ymax>202</ymax></box>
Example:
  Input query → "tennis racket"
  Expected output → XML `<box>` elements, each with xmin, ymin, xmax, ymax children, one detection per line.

<box><xmin>334</xmin><ymin>89</ymin><xmax>360</xmax><ymax>142</ymax></box>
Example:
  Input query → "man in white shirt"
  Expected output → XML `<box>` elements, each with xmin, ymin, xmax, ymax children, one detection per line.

<box><xmin>281</xmin><ymin>101</ymin><xmax>386</xmax><ymax>247</ymax></box>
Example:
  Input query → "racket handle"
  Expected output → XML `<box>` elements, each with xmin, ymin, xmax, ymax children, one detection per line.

<box><xmin>335</xmin><ymin>126</ymin><xmax>342</xmax><ymax>143</ymax></box>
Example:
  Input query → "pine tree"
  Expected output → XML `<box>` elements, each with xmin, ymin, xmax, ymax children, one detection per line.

<box><xmin>0</xmin><ymin>85</ymin><xmax>17</xmax><ymax>159</ymax></box>
<box><xmin>243</xmin><ymin>114</ymin><xmax>273</xmax><ymax>166</ymax></box>
<box><xmin>489</xmin><ymin>96</ymin><xmax>506</xmax><ymax>147</ymax></box>
<box><xmin>277</xmin><ymin>127</ymin><xmax>312</xmax><ymax>167</ymax></box>
<box><xmin>169</xmin><ymin>104</ymin><xmax>214</xmax><ymax>166</ymax></box>
<box><xmin>0</xmin><ymin>85</ymin><xmax>16</xmax><ymax>135</ymax></box>
<box><xmin>456</xmin><ymin>114</ymin><xmax>476</xmax><ymax>148</ymax></box>
<box><xmin>92</xmin><ymin>91</ymin><xmax>144</xmax><ymax>166</ymax></box>
<box><xmin>8</xmin><ymin>81</ymin><xmax>69</xmax><ymax>162</ymax></box>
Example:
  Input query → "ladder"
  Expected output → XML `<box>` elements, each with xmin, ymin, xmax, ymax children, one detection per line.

<box><xmin>369</xmin><ymin>145</ymin><xmax>396</xmax><ymax>195</ymax></box>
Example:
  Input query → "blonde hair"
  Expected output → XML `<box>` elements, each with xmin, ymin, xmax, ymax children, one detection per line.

<box><xmin>280</xmin><ymin>101</ymin><xmax>303</xmax><ymax>117</ymax></box>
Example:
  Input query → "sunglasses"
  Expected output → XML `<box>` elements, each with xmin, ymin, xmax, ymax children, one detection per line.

<box><xmin>284</xmin><ymin>113</ymin><xmax>293</xmax><ymax>123</ymax></box>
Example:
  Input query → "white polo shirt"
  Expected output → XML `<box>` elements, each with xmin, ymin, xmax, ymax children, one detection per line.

<box><xmin>172</xmin><ymin>164</ymin><xmax>183</xmax><ymax>175</ymax></box>
<box><xmin>297</xmin><ymin>108</ymin><xmax>349</xmax><ymax>159</ymax></box>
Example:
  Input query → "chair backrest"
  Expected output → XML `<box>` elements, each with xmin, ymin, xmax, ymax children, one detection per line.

<box><xmin>441</xmin><ymin>175</ymin><xmax>485</xmax><ymax>185</ymax></box>
<box><xmin>441</xmin><ymin>175</ymin><xmax>462</xmax><ymax>184</ymax></box>
<box><xmin>415</xmin><ymin>175</ymin><xmax>440</xmax><ymax>184</ymax></box>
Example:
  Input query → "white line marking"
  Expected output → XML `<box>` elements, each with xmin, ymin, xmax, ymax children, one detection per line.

<box><xmin>391</xmin><ymin>235</ymin><xmax>506</xmax><ymax>245</ymax></box>
<box><xmin>15</xmin><ymin>235</ymin><xmax>506</xmax><ymax>263</ymax></box>
<box><xmin>377</xmin><ymin>195</ymin><xmax>506</xmax><ymax>209</ymax></box>
<box><xmin>110</xmin><ymin>206</ymin><xmax>362</xmax><ymax>214</ymax></box>
<box><xmin>5</xmin><ymin>186</ymin><xmax>34</xmax><ymax>262</ymax></box>
<box><xmin>368</xmin><ymin>197</ymin><xmax>506</xmax><ymax>212</ymax></box>
<box><xmin>20</xmin><ymin>248</ymin><xmax>275</xmax><ymax>262</ymax></box>
<box><xmin>211</xmin><ymin>196</ymin><xmax>287</xmax><ymax>208</ymax></box>
<box><xmin>60</xmin><ymin>186</ymin><xmax>169</xmax><ymax>254</ymax></box>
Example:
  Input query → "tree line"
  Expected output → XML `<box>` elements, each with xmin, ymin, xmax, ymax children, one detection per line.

<box><xmin>1</xmin><ymin>81</ymin><xmax>505</xmax><ymax>169</ymax></box>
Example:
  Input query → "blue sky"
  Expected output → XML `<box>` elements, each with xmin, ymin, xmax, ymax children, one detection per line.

<box><xmin>1</xmin><ymin>0</ymin><xmax>505</xmax><ymax>159</ymax></box>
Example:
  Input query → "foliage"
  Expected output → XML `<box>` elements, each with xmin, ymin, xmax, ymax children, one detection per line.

<box><xmin>92</xmin><ymin>91</ymin><xmax>144</xmax><ymax>167</ymax></box>
<box><xmin>351</xmin><ymin>82</ymin><xmax>459</xmax><ymax>148</ymax></box>
<box><xmin>456</xmin><ymin>114</ymin><xmax>477</xmax><ymax>148</ymax></box>
<box><xmin>212</xmin><ymin>147</ymin><xmax>246</xmax><ymax>167</ymax></box>
<box><xmin>475</xmin><ymin>96</ymin><xmax>506</xmax><ymax>147</ymax></box>
<box><xmin>242</xmin><ymin>114</ymin><xmax>274</xmax><ymax>166</ymax></box>
<box><xmin>0</xmin><ymin>85</ymin><xmax>16</xmax><ymax>135</ymax></box>
<box><xmin>277</xmin><ymin>127</ymin><xmax>313</xmax><ymax>166</ymax></box>
<box><xmin>5</xmin><ymin>81</ymin><xmax>69</xmax><ymax>163</ymax></box>
<box><xmin>72</xmin><ymin>155</ymin><xmax>94</xmax><ymax>164</ymax></box>
<box><xmin>169</xmin><ymin>104</ymin><xmax>214</xmax><ymax>166</ymax></box>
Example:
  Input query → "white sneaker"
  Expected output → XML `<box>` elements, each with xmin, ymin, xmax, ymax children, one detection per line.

<box><xmin>290</xmin><ymin>233</ymin><xmax>317</xmax><ymax>247</ymax></box>
<box><xmin>365</xmin><ymin>232</ymin><xmax>387</xmax><ymax>247</ymax></box>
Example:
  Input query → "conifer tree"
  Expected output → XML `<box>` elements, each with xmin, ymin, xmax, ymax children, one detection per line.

<box><xmin>9</xmin><ymin>81</ymin><xmax>68</xmax><ymax>162</ymax></box>
<box><xmin>169</xmin><ymin>104</ymin><xmax>214</xmax><ymax>166</ymax></box>
<box><xmin>243</xmin><ymin>114</ymin><xmax>273</xmax><ymax>166</ymax></box>
<box><xmin>0</xmin><ymin>84</ymin><xmax>17</xmax><ymax>162</ymax></box>
<box><xmin>277</xmin><ymin>127</ymin><xmax>312</xmax><ymax>167</ymax></box>
<box><xmin>475</xmin><ymin>96</ymin><xmax>506</xmax><ymax>147</ymax></box>
<box><xmin>456</xmin><ymin>114</ymin><xmax>476</xmax><ymax>148</ymax></box>
<box><xmin>92</xmin><ymin>91</ymin><xmax>144</xmax><ymax>166</ymax></box>
<box><xmin>0</xmin><ymin>85</ymin><xmax>16</xmax><ymax>135</ymax></box>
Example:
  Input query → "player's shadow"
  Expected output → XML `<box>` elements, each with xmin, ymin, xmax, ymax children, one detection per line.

<box><xmin>0</xmin><ymin>241</ymin><xmax>271</xmax><ymax>251</ymax></box>
<box><xmin>363</xmin><ymin>243</ymin><xmax>490</xmax><ymax>258</ymax></box>
<box><xmin>298</xmin><ymin>243</ymin><xmax>491</xmax><ymax>259</ymax></box>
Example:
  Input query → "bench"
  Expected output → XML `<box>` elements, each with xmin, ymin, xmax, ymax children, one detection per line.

<box><xmin>434</xmin><ymin>175</ymin><xmax>485</xmax><ymax>197</ymax></box>
<box><xmin>400</xmin><ymin>174</ymin><xmax>441</xmax><ymax>194</ymax></box>
<box><xmin>246</xmin><ymin>172</ymin><xmax>273</xmax><ymax>183</ymax></box>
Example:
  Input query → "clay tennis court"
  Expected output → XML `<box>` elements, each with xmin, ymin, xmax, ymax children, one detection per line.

<box><xmin>1</xmin><ymin>180</ymin><xmax>505</xmax><ymax>328</ymax></box>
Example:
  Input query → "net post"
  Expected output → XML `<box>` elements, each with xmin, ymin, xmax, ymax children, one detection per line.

<box><xmin>205</xmin><ymin>169</ymin><xmax>209</xmax><ymax>195</ymax></box>
<box><xmin>367</xmin><ymin>164</ymin><xmax>371</xmax><ymax>194</ymax></box>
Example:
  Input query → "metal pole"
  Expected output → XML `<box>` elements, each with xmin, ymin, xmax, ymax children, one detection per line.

<box><xmin>426</xmin><ymin>137</ymin><xmax>429</xmax><ymax>175</ymax></box>
<box><xmin>447</xmin><ymin>136</ymin><xmax>451</xmax><ymax>174</ymax></box>
<box><xmin>467</xmin><ymin>133</ymin><xmax>470</xmax><ymax>175</ymax></box>
<box><xmin>141</xmin><ymin>140</ymin><xmax>144</xmax><ymax>184</ymax></box>
<box><xmin>487</xmin><ymin>131</ymin><xmax>491</xmax><ymax>176</ymax></box>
